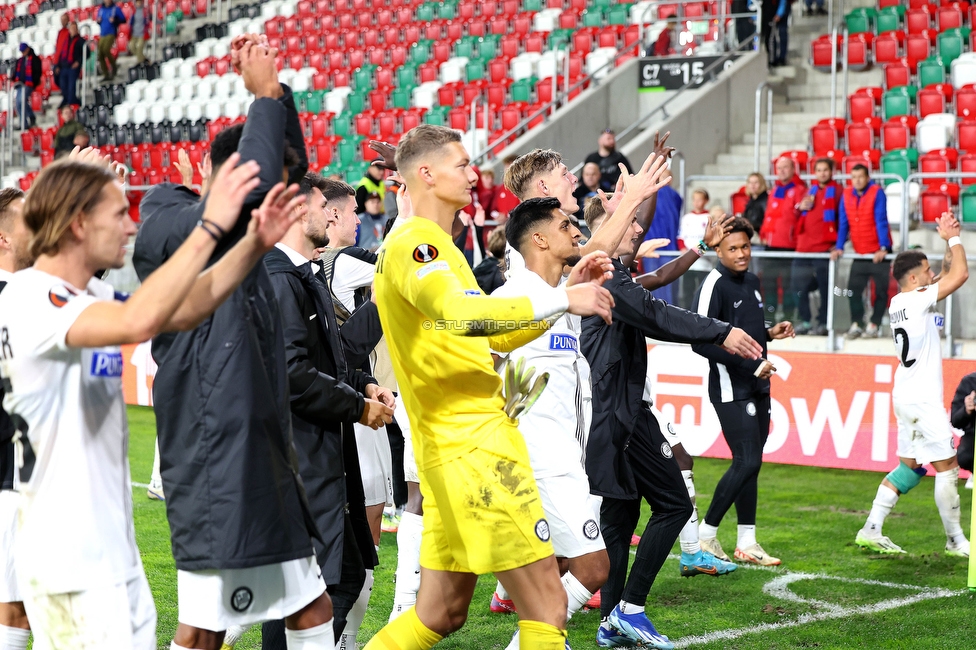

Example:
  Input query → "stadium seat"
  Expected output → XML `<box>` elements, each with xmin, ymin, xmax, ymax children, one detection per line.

<box><xmin>920</xmin><ymin>187</ymin><xmax>950</xmax><ymax>222</ymax></box>
<box><xmin>847</xmin><ymin>122</ymin><xmax>874</xmax><ymax>152</ymax></box>
<box><xmin>957</xmin><ymin>86</ymin><xmax>976</xmax><ymax>119</ymax></box>
<box><xmin>960</xmin><ymin>184</ymin><xmax>976</xmax><ymax>221</ymax></box>
<box><xmin>881</xmin><ymin>148</ymin><xmax>919</xmax><ymax>184</ymax></box>
<box><xmin>919</xmin><ymin>58</ymin><xmax>947</xmax><ymax>87</ymax></box>
<box><xmin>884</xmin><ymin>61</ymin><xmax>911</xmax><ymax>89</ymax></box>
<box><xmin>906</xmin><ymin>34</ymin><xmax>930</xmax><ymax>72</ymax></box>
<box><xmin>884</xmin><ymin>88</ymin><xmax>913</xmax><ymax>119</ymax></box>
<box><xmin>958</xmin><ymin>120</ymin><xmax>976</xmax><ymax>152</ymax></box>
<box><xmin>875</xmin><ymin>33</ymin><xmax>901</xmax><ymax>65</ymax></box>
<box><xmin>810</xmin><ymin>123</ymin><xmax>837</xmax><ymax>156</ymax></box>
<box><xmin>951</xmin><ymin>55</ymin><xmax>976</xmax><ymax>89</ymax></box>
<box><xmin>849</xmin><ymin>94</ymin><xmax>875</xmax><ymax>124</ymax></box>
<box><xmin>917</xmin><ymin>113</ymin><xmax>956</xmax><ymax>153</ymax></box>
<box><xmin>918</xmin><ymin>87</ymin><xmax>946</xmax><ymax>117</ymax></box>
<box><xmin>919</xmin><ymin>151</ymin><xmax>950</xmax><ymax>186</ymax></box>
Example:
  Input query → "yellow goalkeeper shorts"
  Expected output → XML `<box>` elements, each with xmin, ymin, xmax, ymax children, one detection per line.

<box><xmin>418</xmin><ymin>421</ymin><xmax>554</xmax><ymax>575</ymax></box>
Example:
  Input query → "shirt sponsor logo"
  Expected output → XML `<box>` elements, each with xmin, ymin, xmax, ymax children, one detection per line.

<box><xmin>534</xmin><ymin>518</ymin><xmax>551</xmax><ymax>542</ymax></box>
<box><xmin>412</xmin><ymin>244</ymin><xmax>439</xmax><ymax>263</ymax></box>
<box><xmin>415</xmin><ymin>260</ymin><xmax>450</xmax><ymax>280</ymax></box>
<box><xmin>733</xmin><ymin>300</ymin><xmax>743</xmax><ymax>309</ymax></box>
<box><xmin>549</xmin><ymin>333</ymin><xmax>578</xmax><ymax>352</ymax></box>
<box><xmin>935</xmin><ymin>314</ymin><xmax>945</xmax><ymax>329</ymax></box>
<box><xmin>583</xmin><ymin>519</ymin><xmax>600</xmax><ymax>540</ymax></box>
<box><xmin>464</xmin><ymin>289</ymin><xmax>481</xmax><ymax>296</ymax></box>
<box><xmin>89</xmin><ymin>351</ymin><xmax>123</xmax><ymax>378</ymax></box>
<box><xmin>231</xmin><ymin>587</ymin><xmax>253</xmax><ymax>612</ymax></box>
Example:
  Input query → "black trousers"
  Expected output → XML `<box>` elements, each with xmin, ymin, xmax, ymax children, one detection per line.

<box><xmin>703</xmin><ymin>395</ymin><xmax>771</xmax><ymax>528</ymax></box>
<box><xmin>387</xmin><ymin>419</ymin><xmax>407</xmax><ymax>508</ymax></box>
<box><xmin>958</xmin><ymin>432</ymin><xmax>974</xmax><ymax>473</ymax></box>
<box><xmin>790</xmin><ymin>257</ymin><xmax>829</xmax><ymax>325</ymax></box>
<box><xmin>848</xmin><ymin>259</ymin><xmax>890</xmax><ymax>327</ymax></box>
<box><xmin>599</xmin><ymin>409</ymin><xmax>693</xmax><ymax>617</ymax></box>
<box><xmin>262</xmin><ymin>512</ymin><xmax>366</xmax><ymax>649</ymax></box>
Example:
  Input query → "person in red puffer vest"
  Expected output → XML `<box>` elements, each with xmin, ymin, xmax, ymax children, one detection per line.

<box><xmin>759</xmin><ymin>157</ymin><xmax>806</xmax><ymax>320</ymax></box>
<box><xmin>831</xmin><ymin>164</ymin><xmax>892</xmax><ymax>339</ymax></box>
<box><xmin>791</xmin><ymin>158</ymin><xmax>841</xmax><ymax>335</ymax></box>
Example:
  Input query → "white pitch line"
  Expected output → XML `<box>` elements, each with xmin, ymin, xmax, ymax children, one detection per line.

<box><xmin>629</xmin><ymin>551</ymin><xmax>964</xmax><ymax>647</ymax></box>
<box><xmin>131</xmin><ymin>481</ymin><xmax>151</xmax><ymax>489</ymax></box>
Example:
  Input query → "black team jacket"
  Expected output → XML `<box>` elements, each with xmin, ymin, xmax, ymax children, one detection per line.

<box><xmin>951</xmin><ymin>372</ymin><xmax>976</xmax><ymax>439</ymax></box>
<box><xmin>264</xmin><ymin>247</ymin><xmax>379</xmax><ymax>584</ymax></box>
<box><xmin>132</xmin><ymin>87</ymin><xmax>320</xmax><ymax>571</ymax></box>
<box><xmin>692</xmin><ymin>263</ymin><xmax>770</xmax><ymax>404</ymax></box>
<box><xmin>582</xmin><ymin>259</ymin><xmax>732</xmax><ymax>500</ymax></box>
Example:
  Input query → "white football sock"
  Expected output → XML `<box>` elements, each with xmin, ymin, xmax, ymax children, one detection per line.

<box><xmin>495</xmin><ymin>582</ymin><xmax>510</xmax><ymax>601</ymax></box>
<box><xmin>171</xmin><ymin>644</ymin><xmax>193</xmax><ymax>650</ymax></box>
<box><xmin>737</xmin><ymin>525</ymin><xmax>757</xmax><ymax>549</ymax></box>
<box><xmin>864</xmin><ymin>484</ymin><xmax>899</xmax><ymax>534</ymax></box>
<box><xmin>698</xmin><ymin>522</ymin><xmax>718</xmax><ymax>541</ymax></box>
<box><xmin>0</xmin><ymin>624</ymin><xmax>30</xmax><ymax>650</ymax></box>
<box><xmin>285</xmin><ymin>619</ymin><xmax>334</xmax><ymax>650</ymax></box>
<box><xmin>389</xmin><ymin>511</ymin><xmax>423</xmax><ymax>622</ymax></box>
<box><xmin>222</xmin><ymin>624</ymin><xmax>249</xmax><ymax>647</ymax></box>
<box><xmin>505</xmin><ymin>629</ymin><xmax>520</xmax><ymax>650</ymax></box>
<box><xmin>679</xmin><ymin>470</ymin><xmax>700</xmax><ymax>554</ymax></box>
<box><xmin>562</xmin><ymin>572</ymin><xmax>593</xmax><ymax>620</ymax></box>
<box><xmin>339</xmin><ymin>569</ymin><xmax>373</xmax><ymax>647</ymax></box>
<box><xmin>935</xmin><ymin>467</ymin><xmax>965</xmax><ymax>541</ymax></box>
<box><xmin>619</xmin><ymin>601</ymin><xmax>644</xmax><ymax>615</ymax></box>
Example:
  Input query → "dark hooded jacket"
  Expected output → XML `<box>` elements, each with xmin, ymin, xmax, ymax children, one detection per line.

<box><xmin>132</xmin><ymin>87</ymin><xmax>319</xmax><ymax>570</ymax></box>
<box><xmin>582</xmin><ymin>259</ymin><xmax>732</xmax><ymax>499</ymax></box>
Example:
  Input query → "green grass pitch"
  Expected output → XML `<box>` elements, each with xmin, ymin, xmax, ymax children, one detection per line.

<box><xmin>125</xmin><ymin>406</ymin><xmax>976</xmax><ymax>649</ymax></box>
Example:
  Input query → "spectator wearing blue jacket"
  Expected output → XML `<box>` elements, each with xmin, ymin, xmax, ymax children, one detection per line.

<box><xmin>640</xmin><ymin>178</ymin><xmax>682</xmax><ymax>304</ymax></box>
<box><xmin>768</xmin><ymin>0</ymin><xmax>791</xmax><ymax>67</ymax></box>
<box><xmin>96</xmin><ymin>0</ymin><xmax>126</xmax><ymax>81</ymax></box>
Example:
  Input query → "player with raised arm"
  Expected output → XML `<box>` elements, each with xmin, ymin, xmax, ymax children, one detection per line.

<box><xmin>855</xmin><ymin>211</ymin><xmax>970</xmax><ymax>557</ymax></box>
<box><xmin>0</xmin><ymin>154</ymin><xmax>302</xmax><ymax>649</ymax></box>
<box><xmin>364</xmin><ymin>124</ymin><xmax>616</xmax><ymax>650</ymax></box>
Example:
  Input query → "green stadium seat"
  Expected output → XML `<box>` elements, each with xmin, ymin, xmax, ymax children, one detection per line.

<box><xmin>582</xmin><ymin>9</ymin><xmax>605</xmax><ymax>27</ymax></box>
<box><xmin>333</xmin><ymin>113</ymin><xmax>352</xmax><ymax>138</ymax></box>
<box><xmin>961</xmin><ymin>186</ymin><xmax>976</xmax><ymax>223</ymax></box>
<box><xmin>918</xmin><ymin>58</ymin><xmax>947</xmax><ymax>86</ymax></box>
<box><xmin>423</xmin><ymin>106</ymin><xmax>450</xmax><ymax>126</ymax></box>
<box><xmin>511</xmin><ymin>78</ymin><xmax>537</xmax><ymax>103</ymax></box>
<box><xmin>347</xmin><ymin>93</ymin><xmax>366</xmax><ymax>114</ymax></box>
<box><xmin>844</xmin><ymin>10</ymin><xmax>871</xmax><ymax>35</ymax></box>
<box><xmin>305</xmin><ymin>90</ymin><xmax>324</xmax><ymax>114</ymax></box>
<box><xmin>876</xmin><ymin>9</ymin><xmax>901</xmax><ymax>34</ymax></box>
<box><xmin>415</xmin><ymin>4</ymin><xmax>434</xmax><ymax>22</ymax></box>
<box><xmin>465</xmin><ymin>60</ymin><xmax>485</xmax><ymax>82</ymax></box>
<box><xmin>937</xmin><ymin>34</ymin><xmax>963</xmax><ymax>65</ymax></box>
<box><xmin>522</xmin><ymin>0</ymin><xmax>543</xmax><ymax>10</ymax></box>
<box><xmin>883</xmin><ymin>89</ymin><xmax>912</xmax><ymax>119</ymax></box>
<box><xmin>608</xmin><ymin>4</ymin><xmax>631</xmax><ymax>26</ymax></box>
<box><xmin>454</xmin><ymin>39</ymin><xmax>475</xmax><ymax>59</ymax></box>
<box><xmin>392</xmin><ymin>87</ymin><xmax>411</xmax><ymax>109</ymax></box>
<box><xmin>338</xmin><ymin>140</ymin><xmax>357</xmax><ymax>166</ymax></box>
<box><xmin>880</xmin><ymin>150</ymin><xmax>913</xmax><ymax>185</ymax></box>
<box><xmin>396</xmin><ymin>64</ymin><xmax>417</xmax><ymax>88</ymax></box>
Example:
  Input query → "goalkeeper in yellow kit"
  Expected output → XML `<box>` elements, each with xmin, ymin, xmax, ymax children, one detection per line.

<box><xmin>365</xmin><ymin>125</ymin><xmax>616</xmax><ymax>650</ymax></box>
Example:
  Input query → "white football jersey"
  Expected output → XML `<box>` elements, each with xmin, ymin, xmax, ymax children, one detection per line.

<box><xmin>889</xmin><ymin>285</ymin><xmax>944</xmax><ymax>406</ymax></box>
<box><xmin>492</xmin><ymin>269</ymin><xmax>592</xmax><ymax>479</ymax></box>
<box><xmin>0</xmin><ymin>269</ymin><xmax>142</xmax><ymax>596</ymax></box>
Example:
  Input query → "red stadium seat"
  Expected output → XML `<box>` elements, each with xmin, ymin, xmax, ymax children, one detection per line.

<box><xmin>884</xmin><ymin>61</ymin><xmax>911</xmax><ymax>88</ymax></box>
<box><xmin>906</xmin><ymin>35</ymin><xmax>931</xmax><ymax>72</ymax></box>
<box><xmin>847</xmin><ymin>35</ymin><xmax>869</xmax><ymax>70</ymax></box>
<box><xmin>907</xmin><ymin>8</ymin><xmax>933</xmax><ymax>35</ymax></box>
<box><xmin>920</xmin><ymin>188</ymin><xmax>950</xmax><ymax>221</ymax></box>
<box><xmin>918</xmin><ymin>88</ymin><xmax>946</xmax><ymax>117</ymax></box>
<box><xmin>920</xmin><ymin>151</ymin><xmax>950</xmax><ymax>186</ymax></box>
<box><xmin>882</xmin><ymin>120</ymin><xmax>911</xmax><ymax>151</ymax></box>
<box><xmin>842</xmin><ymin>154</ymin><xmax>872</xmax><ymax>174</ymax></box>
<box><xmin>959</xmin><ymin>152</ymin><xmax>976</xmax><ymax>184</ymax></box>
<box><xmin>937</xmin><ymin>6</ymin><xmax>963</xmax><ymax>31</ymax></box>
<box><xmin>874</xmin><ymin>32</ymin><xmax>901</xmax><ymax>64</ymax></box>
<box><xmin>846</xmin><ymin>122</ymin><xmax>874</xmax><ymax>152</ymax></box>
<box><xmin>730</xmin><ymin>188</ymin><xmax>748</xmax><ymax>216</ymax></box>
<box><xmin>849</xmin><ymin>94</ymin><xmax>875</xmax><ymax>123</ymax></box>
<box><xmin>779</xmin><ymin>149</ymin><xmax>810</xmax><ymax>174</ymax></box>
<box><xmin>957</xmin><ymin>87</ymin><xmax>976</xmax><ymax>118</ymax></box>
<box><xmin>957</xmin><ymin>120</ymin><xmax>976</xmax><ymax>151</ymax></box>
<box><xmin>811</xmin><ymin>124</ymin><xmax>837</xmax><ymax>155</ymax></box>
<box><xmin>811</xmin><ymin>36</ymin><xmax>835</xmax><ymax>71</ymax></box>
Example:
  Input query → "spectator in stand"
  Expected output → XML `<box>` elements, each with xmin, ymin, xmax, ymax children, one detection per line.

<box><xmin>584</xmin><ymin>129</ymin><xmax>633</xmax><ymax>191</ymax></box>
<box><xmin>53</xmin><ymin>105</ymin><xmax>88</xmax><ymax>157</ymax></box>
<box><xmin>57</xmin><ymin>21</ymin><xmax>84</xmax><ymax>107</ymax></box>
<box><xmin>769</xmin><ymin>0</ymin><xmax>791</xmax><ymax>67</ymax></box>
<box><xmin>803</xmin><ymin>0</ymin><xmax>827</xmax><ymax>17</ymax></box>
<box><xmin>492</xmin><ymin>155</ymin><xmax>521</xmax><ymax>223</ymax></box>
<box><xmin>831</xmin><ymin>165</ymin><xmax>891</xmax><ymax>339</ymax></box>
<box><xmin>640</xmin><ymin>171</ymin><xmax>682</xmax><ymax>303</ymax></box>
<box><xmin>478</xmin><ymin>169</ymin><xmax>498</xmax><ymax>217</ymax></box>
<box><xmin>96</xmin><ymin>0</ymin><xmax>126</xmax><ymax>82</ymax></box>
<box><xmin>760</xmin><ymin>157</ymin><xmax>805</xmax><ymax>321</ymax></box>
<box><xmin>128</xmin><ymin>0</ymin><xmax>151</xmax><ymax>64</ymax></box>
<box><xmin>677</xmin><ymin>189</ymin><xmax>714</xmax><ymax>309</ymax></box>
<box><xmin>654</xmin><ymin>19</ymin><xmax>678</xmax><ymax>56</ymax></box>
<box><xmin>741</xmin><ymin>172</ymin><xmax>768</xmax><ymax>235</ymax></box>
<box><xmin>357</xmin><ymin>192</ymin><xmax>387</xmax><ymax>252</ymax></box>
<box><xmin>572</xmin><ymin>162</ymin><xmax>601</xmax><ymax>222</ymax></box>
<box><xmin>732</xmin><ymin>0</ymin><xmax>756</xmax><ymax>48</ymax></box>
<box><xmin>53</xmin><ymin>13</ymin><xmax>70</xmax><ymax>89</ymax></box>
<box><xmin>792</xmin><ymin>158</ymin><xmax>841</xmax><ymax>335</ymax></box>
<box><xmin>473</xmin><ymin>227</ymin><xmax>507</xmax><ymax>295</ymax></box>
<box><xmin>12</xmin><ymin>43</ymin><xmax>40</xmax><ymax>130</ymax></box>
<box><xmin>355</xmin><ymin>161</ymin><xmax>386</xmax><ymax>213</ymax></box>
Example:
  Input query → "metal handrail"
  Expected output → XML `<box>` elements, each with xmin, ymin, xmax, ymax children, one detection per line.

<box><xmin>470</xmin><ymin>41</ymin><xmax>634</xmax><ymax>168</ymax></box>
<box><xmin>754</xmin><ymin>82</ymin><xmax>773</xmax><ymax>172</ymax></box>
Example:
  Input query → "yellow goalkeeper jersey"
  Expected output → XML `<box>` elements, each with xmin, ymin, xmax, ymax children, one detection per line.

<box><xmin>375</xmin><ymin>216</ymin><xmax>546</xmax><ymax>471</ymax></box>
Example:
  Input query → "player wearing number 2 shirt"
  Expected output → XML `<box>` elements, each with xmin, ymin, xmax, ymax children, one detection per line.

<box><xmin>856</xmin><ymin>211</ymin><xmax>970</xmax><ymax>557</ymax></box>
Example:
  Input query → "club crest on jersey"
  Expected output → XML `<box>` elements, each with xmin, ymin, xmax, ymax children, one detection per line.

<box><xmin>89</xmin><ymin>351</ymin><xmax>123</xmax><ymax>378</ymax></box>
<box><xmin>746</xmin><ymin>402</ymin><xmax>757</xmax><ymax>417</ymax></box>
<box><xmin>412</xmin><ymin>244</ymin><xmax>439</xmax><ymax>263</ymax></box>
<box><xmin>661</xmin><ymin>442</ymin><xmax>673</xmax><ymax>458</ymax></box>
<box><xmin>231</xmin><ymin>587</ymin><xmax>253</xmax><ymax>612</ymax></box>
<box><xmin>48</xmin><ymin>285</ymin><xmax>77</xmax><ymax>308</ymax></box>
<box><xmin>534</xmin><ymin>518</ymin><xmax>551</xmax><ymax>542</ymax></box>
<box><xmin>583</xmin><ymin>519</ymin><xmax>600</xmax><ymax>540</ymax></box>
<box><xmin>549</xmin><ymin>333</ymin><xmax>578</xmax><ymax>352</ymax></box>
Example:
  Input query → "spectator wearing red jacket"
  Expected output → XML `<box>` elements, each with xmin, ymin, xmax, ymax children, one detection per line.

<box><xmin>792</xmin><ymin>158</ymin><xmax>841</xmax><ymax>335</ymax></box>
<box><xmin>831</xmin><ymin>165</ymin><xmax>891</xmax><ymax>339</ymax></box>
<box><xmin>759</xmin><ymin>157</ymin><xmax>806</xmax><ymax>320</ymax></box>
<box><xmin>491</xmin><ymin>154</ymin><xmax>521</xmax><ymax>223</ymax></box>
